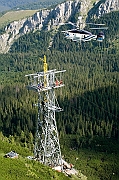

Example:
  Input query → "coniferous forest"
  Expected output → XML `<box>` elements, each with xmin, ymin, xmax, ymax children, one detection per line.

<box><xmin>0</xmin><ymin>10</ymin><xmax>119</xmax><ymax>180</ymax></box>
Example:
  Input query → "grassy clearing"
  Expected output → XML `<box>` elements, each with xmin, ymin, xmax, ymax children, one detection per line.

<box><xmin>0</xmin><ymin>10</ymin><xmax>39</xmax><ymax>29</ymax></box>
<box><xmin>0</xmin><ymin>133</ymin><xmax>81</xmax><ymax>180</ymax></box>
<box><xmin>62</xmin><ymin>147</ymin><xmax>119</xmax><ymax>180</ymax></box>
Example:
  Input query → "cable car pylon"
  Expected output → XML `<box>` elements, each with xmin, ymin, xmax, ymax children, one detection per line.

<box><xmin>25</xmin><ymin>55</ymin><xmax>66</xmax><ymax>170</ymax></box>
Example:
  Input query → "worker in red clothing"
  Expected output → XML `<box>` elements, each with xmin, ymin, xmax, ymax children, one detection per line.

<box><xmin>55</xmin><ymin>80</ymin><xmax>59</xmax><ymax>86</ymax></box>
<box><xmin>70</xmin><ymin>164</ymin><xmax>73</xmax><ymax>169</ymax></box>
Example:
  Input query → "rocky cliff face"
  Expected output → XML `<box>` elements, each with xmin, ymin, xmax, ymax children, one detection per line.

<box><xmin>96</xmin><ymin>0</ymin><xmax>119</xmax><ymax>17</ymax></box>
<box><xmin>88</xmin><ymin>0</ymin><xmax>119</xmax><ymax>19</ymax></box>
<box><xmin>0</xmin><ymin>0</ymin><xmax>119</xmax><ymax>53</ymax></box>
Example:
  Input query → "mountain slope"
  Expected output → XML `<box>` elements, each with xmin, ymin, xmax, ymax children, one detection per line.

<box><xmin>0</xmin><ymin>132</ymin><xmax>81</xmax><ymax>180</ymax></box>
<box><xmin>0</xmin><ymin>1</ymin><xmax>119</xmax><ymax>180</ymax></box>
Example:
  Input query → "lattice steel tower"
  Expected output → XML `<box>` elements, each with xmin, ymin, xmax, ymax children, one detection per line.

<box><xmin>25</xmin><ymin>55</ymin><xmax>66</xmax><ymax>168</ymax></box>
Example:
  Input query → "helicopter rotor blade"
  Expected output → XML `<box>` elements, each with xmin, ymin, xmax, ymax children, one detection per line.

<box><xmin>54</xmin><ymin>21</ymin><xmax>77</xmax><ymax>27</ymax></box>
<box><xmin>90</xmin><ymin>27</ymin><xmax>108</xmax><ymax>30</ymax></box>
<box><xmin>66</xmin><ymin>22</ymin><xmax>78</xmax><ymax>27</ymax></box>
<box><xmin>86</xmin><ymin>23</ymin><xmax>106</xmax><ymax>26</ymax></box>
<box><xmin>53</xmin><ymin>22</ymin><xmax>65</xmax><ymax>26</ymax></box>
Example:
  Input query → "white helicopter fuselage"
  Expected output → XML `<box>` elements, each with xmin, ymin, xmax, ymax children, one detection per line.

<box><xmin>66</xmin><ymin>30</ymin><xmax>88</xmax><ymax>39</ymax></box>
<box><xmin>63</xmin><ymin>29</ymin><xmax>98</xmax><ymax>42</ymax></box>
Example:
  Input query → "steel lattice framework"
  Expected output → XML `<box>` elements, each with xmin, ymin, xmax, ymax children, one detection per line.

<box><xmin>25</xmin><ymin>56</ymin><xmax>66</xmax><ymax>168</ymax></box>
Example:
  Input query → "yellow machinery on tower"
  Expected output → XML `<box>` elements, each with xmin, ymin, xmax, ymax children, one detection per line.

<box><xmin>40</xmin><ymin>55</ymin><xmax>47</xmax><ymax>88</ymax></box>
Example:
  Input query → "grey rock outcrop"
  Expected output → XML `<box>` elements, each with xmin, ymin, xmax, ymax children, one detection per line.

<box><xmin>0</xmin><ymin>19</ymin><xmax>26</xmax><ymax>53</ymax></box>
<box><xmin>98</xmin><ymin>0</ymin><xmax>119</xmax><ymax>17</ymax></box>
<box><xmin>88</xmin><ymin>0</ymin><xmax>119</xmax><ymax>19</ymax></box>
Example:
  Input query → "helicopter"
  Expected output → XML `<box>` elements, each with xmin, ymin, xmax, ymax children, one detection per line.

<box><xmin>61</xmin><ymin>17</ymin><xmax>108</xmax><ymax>42</ymax></box>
